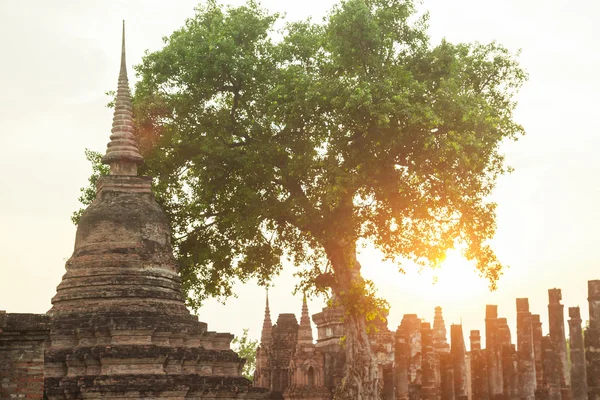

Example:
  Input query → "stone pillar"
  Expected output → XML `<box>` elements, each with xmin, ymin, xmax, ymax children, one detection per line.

<box><xmin>517</xmin><ymin>298</ymin><xmax>537</xmax><ymax>400</ymax></box>
<box><xmin>510</xmin><ymin>344</ymin><xmax>520</xmax><ymax>399</ymax></box>
<box><xmin>542</xmin><ymin>335</ymin><xmax>563</xmax><ymax>400</ymax></box>
<box><xmin>497</xmin><ymin>318</ymin><xmax>515</xmax><ymax>399</ymax></box>
<box><xmin>498</xmin><ymin>317</ymin><xmax>511</xmax><ymax>347</ymax></box>
<box><xmin>586</xmin><ymin>280</ymin><xmax>600</xmax><ymax>399</ymax></box>
<box><xmin>486</xmin><ymin>305</ymin><xmax>504</xmax><ymax>397</ymax></box>
<box><xmin>465</xmin><ymin>352</ymin><xmax>472</xmax><ymax>400</ymax></box>
<box><xmin>422</xmin><ymin>322</ymin><xmax>438</xmax><ymax>400</ymax></box>
<box><xmin>451</xmin><ymin>324</ymin><xmax>467</xmax><ymax>399</ymax></box>
<box><xmin>548</xmin><ymin>289</ymin><xmax>569</xmax><ymax>390</ymax></box>
<box><xmin>396</xmin><ymin>323</ymin><xmax>410</xmax><ymax>400</ymax></box>
<box><xmin>403</xmin><ymin>314</ymin><xmax>423</xmax><ymax>387</ymax></box>
<box><xmin>532</xmin><ymin>314</ymin><xmax>544</xmax><ymax>390</ymax></box>
<box><xmin>470</xmin><ymin>330</ymin><xmax>489</xmax><ymax>400</ymax></box>
<box><xmin>501</xmin><ymin>342</ymin><xmax>519</xmax><ymax>400</ymax></box>
<box><xmin>441</xmin><ymin>353</ymin><xmax>455</xmax><ymax>400</ymax></box>
<box><xmin>567</xmin><ymin>307</ymin><xmax>587</xmax><ymax>400</ymax></box>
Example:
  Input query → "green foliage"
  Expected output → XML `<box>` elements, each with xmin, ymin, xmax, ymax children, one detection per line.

<box><xmin>71</xmin><ymin>149</ymin><xmax>109</xmax><ymax>225</ymax></box>
<box><xmin>76</xmin><ymin>0</ymin><xmax>526</xmax><ymax>318</ymax></box>
<box><xmin>231</xmin><ymin>328</ymin><xmax>258</xmax><ymax>381</ymax></box>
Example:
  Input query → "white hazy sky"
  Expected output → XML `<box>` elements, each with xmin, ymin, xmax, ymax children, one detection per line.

<box><xmin>1</xmin><ymin>0</ymin><xmax>599</xmax><ymax>346</ymax></box>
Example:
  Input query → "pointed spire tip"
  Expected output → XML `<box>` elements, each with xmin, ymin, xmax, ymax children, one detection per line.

<box><xmin>120</xmin><ymin>20</ymin><xmax>127</xmax><ymax>78</ymax></box>
<box><xmin>101</xmin><ymin>20</ymin><xmax>143</xmax><ymax>175</ymax></box>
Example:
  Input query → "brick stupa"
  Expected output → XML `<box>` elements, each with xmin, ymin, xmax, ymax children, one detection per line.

<box><xmin>43</xmin><ymin>23</ymin><xmax>267</xmax><ymax>399</ymax></box>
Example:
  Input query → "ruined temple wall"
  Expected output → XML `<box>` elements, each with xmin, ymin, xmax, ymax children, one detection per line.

<box><xmin>0</xmin><ymin>312</ymin><xmax>50</xmax><ymax>400</ymax></box>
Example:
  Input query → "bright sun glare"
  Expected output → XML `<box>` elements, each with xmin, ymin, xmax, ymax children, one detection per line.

<box><xmin>359</xmin><ymin>247</ymin><xmax>491</xmax><ymax>311</ymax></box>
<box><xmin>425</xmin><ymin>249</ymin><xmax>490</xmax><ymax>299</ymax></box>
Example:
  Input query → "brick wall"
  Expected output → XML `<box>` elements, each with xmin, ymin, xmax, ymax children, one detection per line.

<box><xmin>0</xmin><ymin>312</ymin><xmax>50</xmax><ymax>399</ymax></box>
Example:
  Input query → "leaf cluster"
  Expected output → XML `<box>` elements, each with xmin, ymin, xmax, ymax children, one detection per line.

<box><xmin>231</xmin><ymin>328</ymin><xmax>259</xmax><ymax>381</ymax></box>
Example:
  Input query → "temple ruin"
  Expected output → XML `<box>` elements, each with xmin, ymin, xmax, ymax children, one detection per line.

<box><xmin>0</xmin><ymin>24</ymin><xmax>269</xmax><ymax>399</ymax></box>
<box><xmin>1</xmin><ymin>23</ymin><xmax>600</xmax><ymax>400</ymax></box>
<box><xmin>255</xmin><ymin>283</ymin><xmax>600</xmax><ymax>400</ymax></box>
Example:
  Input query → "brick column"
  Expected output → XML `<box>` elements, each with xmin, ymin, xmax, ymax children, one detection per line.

<box><xmin>422</xmin><ymin>322</ymin><xmax>438</xmax><ymax>400</ymax></box>
<box><xmin>501</xmin><ymin>343</ymin><xmax>519</xmax><ymax>399</ymax></box>
<box><xmin>451</xmin><ymin>324</ymin><xmax>467</xmax><ymax>399</ymax></box>
<box><xmin>498</xmin><ymin>318</ymin><xmax>517</xmax><ymax>398</ymax></box>
<box><xmin>586</xmin><ymin>280</ymin><xmax>600</xmax><ymax>399</ymax></box>
<box><xmin>532</xmin><ymin>314</ymin><xmax>544</xmax><ymax>390</ymax></box>
<box><xmin>470</xmin><ymin>330</ymin><xmax>489</xmax><ymax>400</ymax></box>
<box><xmin>396</xmin><ymin>322</ymin><xmax>410</xmax><ymax>400</ymax></box>
<box><xmin>486</xmin><ymin>305</ymin><xmax>504</xmax><ymax>398</ymax></box>
<box><xmin>403</xmin><ymin>314</ymin><xmax>423</xmax><ymax>388</ymax></box>
<box><xmin>441</xmin><ymin>353</ymin><xmax>456</xmax><ymax>400</ymax></box>
<box><xmin>517</xmin><ymin>298</ymin><xmax>537</xmax><ymax>400</ymax></box>
<box><xmin>548</xmin><ymin>289</ymin><xmax>569</xmax><ymax>391</ymax></box>
<box><xmin>542</xmin><ymin>335</ymin><xmax>563</xmax><ymax>400</ymax></box>
<box><xmin>567</xmin><ymin>307</ymin><xmax>587</xmax><ymax>400</ymax></box>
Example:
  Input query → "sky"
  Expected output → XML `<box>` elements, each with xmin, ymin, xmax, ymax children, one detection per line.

<box><xmin>1</xmin><ymin>0</ymin><xmax>599</xmax><ymax>347</ymax></box>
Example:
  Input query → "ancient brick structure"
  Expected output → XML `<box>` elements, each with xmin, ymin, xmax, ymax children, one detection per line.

<box><xmin>369</xmin><ymin>314</ymin><xmax>395</xmax><ymax>400</ymax></box>
<box><xmin>544</xmin><ymin>333</ymin><xmax>564</xmax><ymax>400</ymax></box>
<box><xmin>485</xmin><ymin>305</ymin><xmax>504</xmax><ymax>398</ymax></box>
<box><xmin>568</xmin><ymin>307</ymin><xmax>587</xmax><ymax>400</ymax></box>
<box><xmin>440</xmin><ymin>353</ymin><xmax>455</xmax><ymax>400</ymax></box>
<box><xmin>450</xmin><ymin>324</ymin><xmax>467</xmax><ymax>399</ymax></box>
<box><xmin>269</xmin><ymin>314</ymin><xmax>299</xmax><ymax>393</ymax></box>
<box><xmin>284</xmin><ymin>296</ymin><xmax>330</xmax><ymax>400</ymax></box>
<box><xmin>496</xmin><ymin>317</ymin><xmax>518</xmax><ymax>400</ymax></box>
<box><xmin>261</xmin><ymin>296</ymin><xmax>397</xmax><ymax>399</ymax></box>
<box><xmin>0</xmin><ymin>313</ymin><xmax>50</xmax><ymax>399</ymax></box>
<box><xmin>421</xmin><ymin>322</ymin><xmax>438</xmax><ymax>400</ymax></box>
<box><xmin>517</xmin><ymin>298</ymin><xmax>536</xmax><ymax>400</ymax></box>
<box><xmin>255</xmin><ymin>292</ymin><xmax>273</xmax><ymax>389</ymax></box>
<box><xmin>548</xmin><ymin>288</ymin><xmax>570</xmax><ymax>393</ymax></box>
<box><xmin>586</xmin><ymin>280</ymin><xmax>600</xmax><ymax>399</ymax></box>
<box><xmin>252</xmin><ymin>281</ymin><xmax>600</xmax><ymax>400</ymax></box>
<box><xmin>464</xmin><ymin>352</ymin><xmax>472</xmax><ymax>400</ymax></box>
<box><xmin>542</xmin><ymin>334</ymin><xmax>563</xmax><ymax>400</ymax></box>
<box><xmin>469</xmin><ymin>330</ymin><xmax>489</xmax><ymax>400</ymax></box>
<box><xmin>498</xmin><ymin>317</ymin><xmax>511</xmax><ymax>347</ymax></box>
<box><xmin>501</xmin><ymin>343</ymin><xmax>519</xmax><ymax>400</ymax></box>
<box><xmin>254</xmin><ymin>305</ymin><xmax>301</xmax><ymax>397</ymax></box>
<box><xmin>311</xmin><ymin>299</ymin><xmax>345</xmax><ymax>394</ymax></box>
<box><xmin>532</xmin><ymin>314</ymin><xmax>544</xmax><ymax>390</ymax></box>
<box><xmin>394</xmin><ymin>313</ymin><xmax>423</xmax><ymax>399</ymax></box>
<box><xmin>403</xmin><ymin>314</ymin><xmax>423</xmax><ymax>389</ymax></box>
<box><xmin>1</xmin><ymin>25</ymin><xmax>266</xmax><ymax>400</ymax></box>
<box><xmin>395</xmin><ymin>322</ymin><xmax>410</xmax><ymax>400</ymax></box>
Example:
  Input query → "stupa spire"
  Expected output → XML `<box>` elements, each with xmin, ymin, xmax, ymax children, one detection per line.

<box><xmin>101</xmin><ymin>20</ymin><xmax>143</xmax><ymax>176</ymax></box>
<box><xmin>297</xmin><ymin>293</ymin><xmax>313</xmax><ymax>345</ymax></box>
<box><xmin>260</xmin><ymin>289</ymin><xmax>272</xmax><ymax>346</ymax></box>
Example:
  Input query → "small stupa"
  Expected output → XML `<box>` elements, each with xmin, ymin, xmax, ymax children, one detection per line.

<box><xmin>44</xmin><ymin>22</ymin><xmax>267</xmax><ymax>399</ymax></box>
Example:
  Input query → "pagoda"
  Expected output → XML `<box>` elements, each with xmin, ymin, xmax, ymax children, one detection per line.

<box><xmin>43</xmin><ymin>22</ymin><xmax>267</xmax><ymax>399</ymax></box>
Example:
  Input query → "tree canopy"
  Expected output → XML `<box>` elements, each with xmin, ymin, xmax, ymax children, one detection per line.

<box><xmin>76</xmin><ymin>0</ymin><xmax>526</xmax><ymax>397</ymax></box>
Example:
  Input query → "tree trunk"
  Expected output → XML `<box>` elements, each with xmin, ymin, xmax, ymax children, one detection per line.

<box><xmin>327</xmin><ymin>241</ymin><xmax>382</xmax><ymax>400</ymax></box>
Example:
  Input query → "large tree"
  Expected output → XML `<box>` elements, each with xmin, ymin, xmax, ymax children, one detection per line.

<box><xmin>77</xmin><ymin>0</ymin><xmax>526</xmax><ymax>398</ymax></box>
